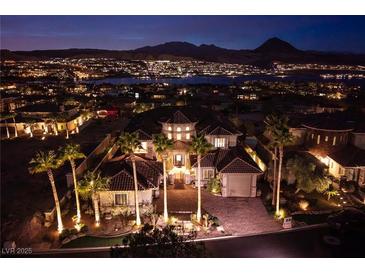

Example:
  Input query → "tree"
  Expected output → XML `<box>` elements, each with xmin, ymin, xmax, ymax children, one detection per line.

<box><xmin>189</xmin><ymin>135</ymin><xmax>213</xmax><ymax>222</ymax></box>
<box><xmin>152</xmin><ymin>133</ymin><xmax>173</xmax><ymax>222</ymax></box>
<box><xmin>0</xmin><ymin>113</ymin><xmax>11</xmax><ymax>139</ymax></box>
<box><xmin>265</xmin><ymin>114</ymin><xmax>294</xmax><ymax>215</ymax></box>
<box><xmin>287</xmin><ymin>155</ymin><xmax>330</xmax><ymax>194</ymax></box>
<box><xmin>117</xmin><ymin>132</ymin><xmax>143</xmax><ymax>226</ymax></box>
<box><xmin>78</xmin><ymin>171</ymin><xmax>109</xmax><ymax>226</ymax></box>
<box><xmin>264</xmin><ymin>114</ymin><xmax>280</xmax><ymax>206</ymax></box>
<box><xmin>110</xmin><ymin>224</ymin><xmax>206</xmax><ymax>258</ymax></box>
<box><xmin>29</xmin><ymin>150</ymin><xmax>64</xmax><ymax>233</ymax></box>
<box><xmin>59</xmin><ymin>143</ymin><xmax>86</xmax><ymax>223</ymax></box>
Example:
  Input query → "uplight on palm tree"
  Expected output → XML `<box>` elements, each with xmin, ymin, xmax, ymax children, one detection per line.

<box><xmin>78</xmin><ymin>171</ymin><xmax>109</xmax><ymax>226</ymax></box>
<box><xmin>265</xmin><ymin>114</ymin><xmax>293</xmax><ymax>215</ymax></box>
<box><xmin>189</xmin><ymin>134</ymin><xmax>213</xmax><ymax>222</ymax></box>
<box><xmin>29</xmin><ymin>150</ymin><xmax>64</xmax><ymax>233</ymax></box>
<box><xmin>117</xmin><ymin>132</ymin><xmax>143</xmax><ymax>226</ymax></box>
<box><xmin>152</xmin><ymin>133</ymin><xmax>173</xmax><ymax>222</ymax></box>
<box><xmin>60</xmin><ymin>143</ymin><xmax>85</xmax><ymax>223</ymax></box>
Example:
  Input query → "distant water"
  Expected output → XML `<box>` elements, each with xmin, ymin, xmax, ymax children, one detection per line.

<box><xmin>85</xmin><ymin>75</ymin><xmax>365</xmax><ymax>86</ymax></box>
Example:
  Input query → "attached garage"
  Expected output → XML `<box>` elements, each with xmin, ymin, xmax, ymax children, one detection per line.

<box><xmin>220</xmin><ymin>157</ymin><xmax>262</xmax><ymax>198</ymax></box>
<box><xmin>226</xmin><ymin>174</ymin><xmax>253</xmax><ymax>197</ymax></box>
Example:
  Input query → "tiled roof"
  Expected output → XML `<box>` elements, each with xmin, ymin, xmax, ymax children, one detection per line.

<box><xmin>166</xmin><ymin>110</ymin><xmax>192</xmax><ymax>124</ymax></box>
<box><xmin>328</xmin><ymin>146</ymin><xmax>365</xmax><ymax>167</ymax></box>
<box><xmin>191</xmin><ymin>146</ymin><xmax>262</xmax><ymax>174</ymax></box>
<box><xmin>133</xmin><ymin>129</ymin><xmax>152</xmax><ymax>141</ymax></box>
<box><xmin>102</xmin><ymin>156</ymin><xmax>162</xmax><ymax>191</ymax></box>
<box><xmin>206</xmin><ymin>126</ymin><xmax>236</xmax><ymax>136</ymax></box>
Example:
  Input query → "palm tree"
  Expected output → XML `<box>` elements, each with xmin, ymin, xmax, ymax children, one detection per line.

<box><xmin>152</xmin><ymin>133</ymin><xmax>173</xmax><ymax>222</ymax></box>
<box><xmin>0</xmin><ymin>113</ymin><xmax>11</xmax><ymax>139</ymax></box>
<box><xmin>264</xmin><ymin>114</ymin><xmax>280</xmax><ymax>206</ymax></box>
<box><xmin>11</xmin><ymin>114</ymin><xmax>18</xmax><ymax>138</ymax></box>
<box><xmin>117</xmin><ymin>132</ymin><xmax>143</xmax><ymax>226</ymax></box>
<box><xmin>189</xmin><ymin>135</ymin><xmax>213</xmax><ymax>222</ymax></box>
<box><xmin>265</xmin><ymin>114</ymin><xmax>293</xmax><ymax>215</ymax></box>
<box><xmin>29</xmin><ymin>150</ymin><xmax>64</xmax><ymax>233</ymax></box>
<box><xmin>78</xmin><ymin>171</ymin><xmax>109</xmax><ymax>226</ymax></box>
<box><xmin>59</xmin><ymin>143</ymin><xmax>85</xmax><ymax>223</ymax></box>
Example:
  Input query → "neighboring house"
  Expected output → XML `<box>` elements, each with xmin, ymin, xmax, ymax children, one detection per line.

<box><xmin>327</xmin><ymin>146</ymin><xmax>365</xmax><ymax>187</ymax></box>
<box><xmin>286</xmin><ymin>111</ymin><xmax>365</xmax><ymax>186</ymax></box>
<box><xmin>190</xmin><ymin>146</ymin><xmax>263</xmax><ymax>197</ymax></box>
<box><xmin>98</xmin><ymin>155</ymin><xmax>163</xmax><ymax>213</ymax></box>
<box><xmin>123</xmin><ymin>106</ymin><xmax>264</xmax><ymax>197</ymax></box>
<box><xmin>0</xmin><ymin>102</ymin><xmax>92</xmax><ymax>137</ymax></box>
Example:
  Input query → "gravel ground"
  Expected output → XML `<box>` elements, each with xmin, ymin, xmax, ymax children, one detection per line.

<box><xmin>154</xmin><ymin>185</ymin><xmax>281</xmax><ymax>236</ymax></box>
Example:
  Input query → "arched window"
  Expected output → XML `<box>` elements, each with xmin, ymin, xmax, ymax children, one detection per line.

<box><xmin>186</xmin><ymin>126</ymin><xmax>190</xmax><ymax>131</ymax></box>
<box><xmin>177</xmin><ymin>127</ymin><xmax>181</xmax><ymax>132</ymax></box>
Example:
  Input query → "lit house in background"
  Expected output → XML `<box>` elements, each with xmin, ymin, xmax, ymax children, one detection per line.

<box><xmin>289</xmin><ymin>111</ymin><xmax>365</xmax><ymax>187</ymax></box>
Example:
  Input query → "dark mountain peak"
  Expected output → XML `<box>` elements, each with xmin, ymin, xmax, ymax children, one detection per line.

<box><xmin>136</xmin><ymin>41</ymin><xmax>198</xmax><ymax>53</ymax></box>
<box><xmin>255</xmin><ymin>37</ymin><xmax>300</xmax><ymax>53</ymax></box>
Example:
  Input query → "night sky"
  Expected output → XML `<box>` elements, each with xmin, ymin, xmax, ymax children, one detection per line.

<box><xmin>1</xmin><ymin>16</ymin><xmax>365</xmax><ymax>53</ymax></box>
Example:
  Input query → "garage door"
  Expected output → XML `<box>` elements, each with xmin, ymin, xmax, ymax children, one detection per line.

<box><xmin>227</xmin><ymin>174</ymin><xmax>252</xmax><ymax>197</ymax></box>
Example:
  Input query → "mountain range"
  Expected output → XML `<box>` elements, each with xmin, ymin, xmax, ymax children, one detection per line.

<box><xmin>2</xmin><ymin>38</ymin><xmax>365</xmax><ymax>67</ymax></box>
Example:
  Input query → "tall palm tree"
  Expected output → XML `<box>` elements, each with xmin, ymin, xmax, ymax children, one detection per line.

<box><xmin>0</xmin><ymin>113</ymin><xmax>12</xmax><ymax>139</ymax></box>
<box><xmin>152</xmin><ymin>133</ymin><xmax>173</xmax><ymax>222</ymax></box>
<box><xmin>189</xmin><ymin>135</ymin><xmax>213</xmax><ymax>222</ymax></box>
<box><xmin>265</xmin><ymin>114</ymin><xmax>293</xmax><ymax>215</ymax></box>
<box><xmin>29</xmin><ymin>150</ymin><xmax>64</xmax><ymax>233</ymax></box>
<box><xmin>59</xmin><ymin>143</ymin><xmax>86</xmax><ymax>223</ymax></box>
<box><xmin>264</xmin><ymin>114</ymin><xmax>280</xmax><ymax>206</ymax></box>
<box><xmin>11</xmin><ymin>114</ymin><xmax>18</xmax><ymax>138</ymax></box>
<box><xmin>78</xmin><ymin>171</ymin><xmax>109</xmax><ymax>226</ymax></box>
<box><xmin>117</xmin><ymin>132</ymin><xmax>143</xmax><ymax>226</ymax></box>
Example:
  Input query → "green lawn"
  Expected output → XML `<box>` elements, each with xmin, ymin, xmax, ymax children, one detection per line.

<box><xmin>62</xmin><ymin>235</ymin><xmax>126</xmax><ymax>249</ymax></box>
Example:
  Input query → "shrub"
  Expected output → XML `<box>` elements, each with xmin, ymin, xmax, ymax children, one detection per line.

<box><xmin>59</xmin><ymin>229</ymin><xmax>71</xmax><ymax>241</ymax></box>
<box><xmin>207</xmin><ymin>177</ymin><xmax>221</xmax><ymax>194</ymax></box>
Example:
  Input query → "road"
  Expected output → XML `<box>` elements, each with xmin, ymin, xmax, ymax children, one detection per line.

<box><xmin>4</xmin><ymin>225</ymin><xmax>364</xmax><ymax>258</ymax></box>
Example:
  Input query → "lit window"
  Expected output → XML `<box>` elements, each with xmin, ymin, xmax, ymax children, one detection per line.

<box><xmin>186</xmin><ymin>126</ymin><xmax>190</xmax><ymax>131</ymax></box>
<box><xmin>311</xmin><ymin>133</ymin><xmax>314</xmax><ymax>139</ymax></box>
<box><xmin>325</xmin><ymin>136</ymin><xmax>328</xmax><ymax>142</ymax></box>
<box><xmin>115</xmin><ymin>193</ymin><xmax>128</xmax><ymax>206</ymax></box>
<box><xmin>333</xmin><ymin>136</ymin><xmax>336</xmax><ymax>146</ymax></box>
<box><xmin>186</xmin><ymin>133</ymin><xmax>190</xmax><ymax>140</ymax></box>
<box><xmin>168</xmin><ymin>126</ymin><xmax>172</xmax><ymax>131</ymax></box>
<box><xmin>141</xmin><ymin>142</ymin><xmax>147</xmax><ymax>150</ymax></box>
<box><xmin>177</xmin><ymin>133</ymin><xmax>182</xmax><ymax>140</ymax></box>
<box><xmin>168</xmin><ymin>133</ymin><xmax>172</xmax><ymax>139</ymax></box>
<box><xmin>203</xmin><ymin>169</ymin><xmax>214</xmax><ymax>179</ymax></box>
<box><xmin>214</xmin><ymin>137</ymin><xmax>225</xmax><ymax>148</ymax></box>
<box><xmin>177</xmin><ymin>127</ymin><xmax>181</xmax><ymax>132</ymax></box>
<box><xmin>317</xmin><ymin>135</ymin><xmax>321</xmax><ymax>145</ymax></box>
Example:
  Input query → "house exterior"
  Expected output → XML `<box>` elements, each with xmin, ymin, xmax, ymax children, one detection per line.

<box><xmin>190</xmin><ymin>147</ymin><xmax>262</xmax><ymax>197</ymax></box>
<box><xmin>98</xmin><ymin>155</ymin><xmax>163</xmax><ymax>214</ymax></box>
<box><xmin>287</xmin><ymin>111</ymin><xmax>365</xmax><ymax>186</ymax></box>
<box><xmin>120</xmin><ymin>106</ymin><xmax>263</xmax><ymax>198</ymax></box>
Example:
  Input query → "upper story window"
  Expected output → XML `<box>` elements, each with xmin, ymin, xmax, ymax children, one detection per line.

<box><xmin>325</xmin><ymin>136</ymin><xmax>329</xmax><ymax>142</ymax></box>
<box><xmin>317</xmin><ymin>135</ymin><xmax>321</xmax><ymax>145</ymax></box>
<box><xmin>214</xmin><ymin>137</ymin><xmax>226</xmax><ymax>148</ymax></box>
<box><xmin>168</xmin><ymin>126</ymin><xmax>172</xmax><ymax>131</ymax></box>
<box><xmin>186</xmin><ymin>126</ymin><xmax>190</xmax><ymax>131</ymax></box>
<box><xmin>177</xmin><ymin>127</ymin><xmax>181</xmax><ymax>132</ymax></box>
<box><xmin>333</xmin><ymin>136</ymin><xmax>336</xmax><ymax>146</ymax></box>
<box><xmin>168</xmin><ymin>133</ymin><xmax>172</xmax><ymax>140</ymax></box>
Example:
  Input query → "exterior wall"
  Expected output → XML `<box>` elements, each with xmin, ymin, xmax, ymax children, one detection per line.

<box><xmin>205</xmin><ymin>134</ymin><xmax>238</xmax><ymax>148</ymax></box>
<box><xmin>99</xmin><ymin>189</ymin><xmax>153</xmax><ymax>209</ymax></box>
<box><xmin>191</xmin><ymin>167</ymin><xmax>215</xmax><ymax>184</ymax></box>
<box><xmin>351</xmin><ymin>133</ymin><xmax>365</xmax><ymax>150</ymax></box>
<box><xmin>304</xmin><ymin>128</ymin><xmax>351</xmax><ymax>155</ymax></box>
<box><xmin>161</xmin><ymin>122</ymin><xmax>196</xmax><ymax>142</ymax></box>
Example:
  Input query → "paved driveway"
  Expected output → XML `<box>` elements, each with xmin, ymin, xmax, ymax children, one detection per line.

<box><xmin>154</xmin><ymin>185</ymin><xmax>281</xmax><ymax>236</ymax></box>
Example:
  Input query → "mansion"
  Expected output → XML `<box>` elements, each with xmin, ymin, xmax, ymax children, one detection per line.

<box><xmin>97</xmin><ymin>106</ymin><xmax>264</xmax><ymax>211</ymax></box>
